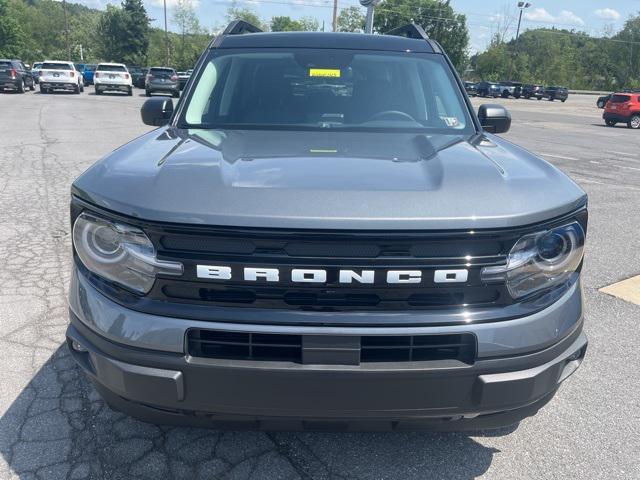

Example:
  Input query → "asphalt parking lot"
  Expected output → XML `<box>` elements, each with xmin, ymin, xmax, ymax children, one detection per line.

<box><xmin>0</xmin><ymin>90</ymin><xmax>638</xmax><ymax>480</ymax></box>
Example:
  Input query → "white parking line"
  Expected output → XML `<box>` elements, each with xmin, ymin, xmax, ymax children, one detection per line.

<box><xmin>539</xmin><ymin>153</ymin><xmax>579</xmax><ymax>161</ymax></box>
<box><xmin>611</xmin><ymin>151</ymin><xmax>636</xmax><ymax>158</ymax></box>
<box><xmin>616</xmin><ymin>165</ymin><xmax>640</xmax><ymax>172</ymax></box>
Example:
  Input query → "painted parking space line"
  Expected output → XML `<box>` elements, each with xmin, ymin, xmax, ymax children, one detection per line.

<box><xmin>615</xmin><ymin>164</ymin><xmax>640</xmax><ymax>172</ymax></box>
<box><xmin>611</xmin><ymin>151</ymin><xmax>637</xmax><ymax>158</ymax></box>
<box><xmin>539</xmin><ymin>153</ymin><xmax>579</xmax><ymax>161</ymax></box>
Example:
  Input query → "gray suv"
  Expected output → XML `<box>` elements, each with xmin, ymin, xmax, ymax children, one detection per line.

<box><xmin>67</xmin><ymin>22</ymin><xmax>588</xmax><ymax>431</ymax></box>
<box><xmin>145</xmin><ymin>66</ymin><xmax>179</xmax><ymax>97</ymax></box>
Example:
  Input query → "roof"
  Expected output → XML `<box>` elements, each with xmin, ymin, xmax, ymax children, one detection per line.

<box><xmin>216</xmin><ymin>31</ymin><xmax>437</xmax><ymax>53</ymax></box>
<box><xmin>97</xmin><ymin>62</ymin><xmax>126</xmax><ymax>66</ymax></box>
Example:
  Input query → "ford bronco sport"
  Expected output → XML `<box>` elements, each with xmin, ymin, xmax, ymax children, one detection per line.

<box><xmin>67</xmin><ymin>22</ymin><xmax>588</xmax><ymax>431</ymax></box>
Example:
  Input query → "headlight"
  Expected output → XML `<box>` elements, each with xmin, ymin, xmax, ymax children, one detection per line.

<box><xmin>481</xmin><ymin>222</ymin><xmax>585</xmax><ymax>299</ymax></box>
<box><xmin>72</xmin><ymin>212</ymin><xmax>183</xmax><ymax>294</ymax></box>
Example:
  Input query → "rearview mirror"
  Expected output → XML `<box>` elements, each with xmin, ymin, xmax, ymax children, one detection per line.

<box><xmin>141</xmin><ymin>98</ymin><xmax>174</xmax><ymax>126</ymax></box>
<box><xmin>478</xmin><ymin>104</ymin><xmax>511</xmax><ymax>134</ymax></box>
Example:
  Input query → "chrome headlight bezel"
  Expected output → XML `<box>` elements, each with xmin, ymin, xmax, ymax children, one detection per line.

<box><xmin>72</xmin><ymin>211</ymin><xmax>183</xmax><ymax>294</ymax></box>
<box><xmin>481</xmin><ymin>221</ymin><xmax>585</xmax><ymax>299</ymax></box>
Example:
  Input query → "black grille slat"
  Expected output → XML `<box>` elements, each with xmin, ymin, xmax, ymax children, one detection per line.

<box><xmin>148</xmin><ymin>225</ymin><xmax>521</xmax><ymax>311</ymax></box>
<box><xmin>361</xmin><ymin>333</ymin><xmax>475</xmax><ymax>363</ymax></box>
<box><xmin>161</xmin><ymin>284</ymin><xmax>506</xmax><ymax>310</ymax></box>
<box><xmin>187</xmin><ymin>330</ymin><xmax>476</xmax><ymax>365</ymax></box>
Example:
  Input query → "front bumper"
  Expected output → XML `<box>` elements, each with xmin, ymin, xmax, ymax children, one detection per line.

<box><xmin>67</xmin><ymin>266</ymin><xmax>587</xmax><ymax>430</ymax></box>
<box><xmin>67</xmin><ymin>315</ymin><xmax>586</xmax><ymax>431</ymax></box>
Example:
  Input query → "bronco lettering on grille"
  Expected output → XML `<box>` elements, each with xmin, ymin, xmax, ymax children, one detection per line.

<box><xmin>195</xmin><ymin>266</ymin><xmax>468</xmax><ymax>284</ymax></box>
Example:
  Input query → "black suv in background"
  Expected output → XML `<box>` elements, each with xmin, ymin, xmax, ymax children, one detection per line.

<box><xmin>543</xmin><ymin>86</ymin><xmax>569</xmax><ymax>102</ymax></box>
<box><xmin>129</xmin><ymin>66</ymin><xmax>148</xmax><ymax>89</ymax></box>
<box><xmin>464</xmin><ymin>81</ymin><xmax>477</xmax><ymax>96</ymax></box>
<box><xmin>522</xmin><ymin>84</ymin><xmax>544</xmax><ymax>100</ymax></box>
<box><xmin>476</xmin><ymin>80</ymin><xmax>501</xmax><ymax>97</ymax></box>
<box><xmin>0</xmin><ymin>59</ymin><xmax>35</xmax><ymax>93</ymax></box>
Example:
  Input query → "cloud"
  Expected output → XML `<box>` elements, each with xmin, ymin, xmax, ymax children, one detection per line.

<box><xmin>148</xmin><ymin>0</ymin><xmax>200</xmax><ymax>8</ymax></box>
<box><xmin>594</xmin><ymin>8</ymin><xmax>621</xmax><ymax>21</ymax></box>
<box><xmin>524</xmin><ymin>8</ymin><xmax>584</xmax><ymax>26</ymax></box>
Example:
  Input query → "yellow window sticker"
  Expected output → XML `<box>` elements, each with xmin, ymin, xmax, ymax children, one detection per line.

<box><xmin>309</xmin><ymin>68</ymin><xmax>341</xmax><ymax>78</ymax></box>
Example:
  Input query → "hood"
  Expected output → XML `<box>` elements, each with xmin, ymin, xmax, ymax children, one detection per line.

<box><xmin>72</xmin><ymin>128</ymin><xmax>587</xmax><ymax>230</ymax></box>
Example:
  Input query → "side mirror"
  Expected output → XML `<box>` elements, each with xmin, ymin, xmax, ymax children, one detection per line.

<box><xmin>478</xmin><ymin>104</ymin><xmax>511</xmax><ymax>134</ymax></box>
<box><xmin>141</xmin><ymin>98</ymin><xmax>174</xmax><ymax>126</ymax></box>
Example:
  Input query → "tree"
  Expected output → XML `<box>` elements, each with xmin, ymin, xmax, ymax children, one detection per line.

<box><xmin>374</xmin><ymin>0</ymin><xmax>469</xmax><ymax>71</ymax></box>
<box><xmin>96</xmin><ymin>5</ymin><xmax>128</xmax><ymax>62</ymax></box>
<box><xmin>271</xmin><ymin>15</ymin><xmax>319</xmax><ymax>32</ymax></box>
<box><xmin>298</xmin><ymin>17</ymin><xmax>319</xmax><ymax>32</ymax></box>
<box><xmin>336</xmin><ymin>6</ymin><xmax>365</xmax><ymax>33</ymax></box>
<box><xmin>225</xmin><ymin>4</ymin><xmax>265</xmax><ymax>31</ymax></box>
<box><xmin>173</xmin><ymin>0</ymin><xmax>207</xmax><ymax>70</ymax></box>
<box><xmin>0</xmin><ymin>0</ymin><xmax>25</xmax><ymax>58</ymax></box>
<box><xmin>121</xmin><ymin>0</ymin><xmax>150</xmax><ymax>64</ymax></box>
<box><xmin>271</xmin><ymin>16</ymin><xmax>300</xmax><ymax>32</ymax></box>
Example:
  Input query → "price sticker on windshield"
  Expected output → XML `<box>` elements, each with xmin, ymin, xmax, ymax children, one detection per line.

<box><xmin>309</xmin><ymin>68</ymin><xmax>341</xmax><ymax>78</ymax></box>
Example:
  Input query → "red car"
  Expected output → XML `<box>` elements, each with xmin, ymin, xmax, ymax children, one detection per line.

<box><xmin>603</xmin><ymin>93</ymin><xmax>640</xmax><ymax>129</ymax></box>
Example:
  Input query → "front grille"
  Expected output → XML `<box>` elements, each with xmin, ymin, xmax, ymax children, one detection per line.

<box><xmin>187</xmin><ymin>329</ymin><xmax>477</xmax><ymax>365</ymax></box>
<box><xmin>143</xmin><ymin>224</ymin><xmax>519</xmax><ymax>312</ymax></box>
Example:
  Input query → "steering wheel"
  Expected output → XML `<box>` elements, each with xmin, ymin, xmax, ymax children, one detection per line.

<box><xmin>369</xmin><ymin>110</ymin><xmax>416</xmax><ymax>122</ymax></box>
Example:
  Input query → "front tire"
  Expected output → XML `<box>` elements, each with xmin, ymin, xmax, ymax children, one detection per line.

<box><xmin>605</xmin><ymin>119</ymin><xmax>616</xmax><ymax>127</ymax></box>
<box><xmin>628</xmin><ymin>115</ymin><xmax>640</xmax><ymax>129</ymax></box>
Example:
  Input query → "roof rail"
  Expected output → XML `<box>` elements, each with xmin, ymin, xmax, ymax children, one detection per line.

<box><xmin>385</xmin><ymin>23</ymin><xmax>429</xmax><ymax>41</ymax></box>
<box><xmin>222</xmin><ymin>20</ymin><xmax>263</xmax><ymax>35</ymax></box>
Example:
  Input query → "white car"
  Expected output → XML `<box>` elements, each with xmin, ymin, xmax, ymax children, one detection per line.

<box><xmin>39</xmin><ymin>60</ymin><xmax>84</xmax><ymax>94</ymax></box>
<box><xmin>94</xmin><ymin>63</ymin><xmax>133</xmax><ymax>96</ymax></box>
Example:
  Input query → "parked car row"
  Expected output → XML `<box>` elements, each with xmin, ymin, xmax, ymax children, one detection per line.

<box><xmin>465</xmin><ymin>81</ymin><xmax>569</xmax><ymax>102</ymax></box>
<box><xmin>0</xmin><ymin>58</ymin><xmax>192</xmax><ymax>98</ymax></box>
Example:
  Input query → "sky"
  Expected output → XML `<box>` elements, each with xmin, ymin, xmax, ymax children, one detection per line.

<box><xmin>76</xmin><ymin>0</ymin><xmax>640</xmax><ymax>53</ymax></box>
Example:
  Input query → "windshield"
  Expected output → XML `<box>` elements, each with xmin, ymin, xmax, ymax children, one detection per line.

<box><xmin>182</xmin><ymin>49</ymin><xmax>474</xmax><ymax>133</ymax></box>
<box><xmin>97</xmin><ymin>64</ymin><xmax>126</xmax><ymax>72</ymax></box>
<box><xmin>84</xmin><ymin>65</ymin><xmax>96</xmax><ymax>71</ymax></box>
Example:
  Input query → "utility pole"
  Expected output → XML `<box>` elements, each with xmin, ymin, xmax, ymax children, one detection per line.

<box><xmin>360</xmin><ymin>0</ymin><xmax>380</xmax><ymax>34</ymax></box>
<box><xmin>332</xmin><ymin>0</ymin><xmax>338</xmax><ymax>32</ymax></box>
<box><xmin>62</xmin><ymin>0</ymin><xmax>71</xmax><ymax>61</ymax></box>
<box><xmin>164</xmin><ymin>0</ymin><xmax>170</xmax><ymax>65</ymax></box>
<box><xmin>510</xmin><ymin>2</ymin><xmax>531</xmax><ymax>79</ymax></box>
<box><xmin>515</xmin><ymin>2</ymin><xmax>531</xmax><ymax>44</ymax></box>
